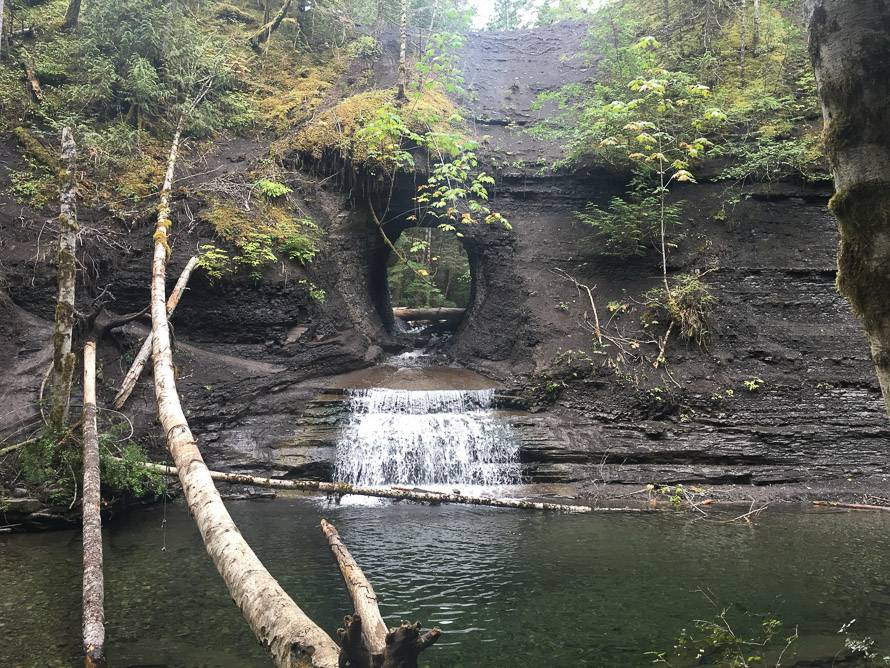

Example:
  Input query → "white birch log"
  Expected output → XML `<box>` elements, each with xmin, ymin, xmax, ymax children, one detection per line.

<box><xmin>148</xmin><ymin>126</ymin><xmax>340</xmax><ymax>668</ymax></box>
<box><xmin>130</xmin><ymin>461</ymin><xmax>607</xmax><ymax>513</ymax></box>
<box><xmin>81</xmin><ymin>340</ymin><xmax>105</xmax><ymax>667</ymax></box>
<box><xmin>112</xmin><ymin>256</ymin><xmax>198</xmax><ymax>410</ymax></box>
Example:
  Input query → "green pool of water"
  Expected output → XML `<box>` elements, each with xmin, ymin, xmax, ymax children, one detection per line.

<box><xmin>2</xmin><ymin>497</ymin><xmax>890</xmax><ymax>666</ymax></box>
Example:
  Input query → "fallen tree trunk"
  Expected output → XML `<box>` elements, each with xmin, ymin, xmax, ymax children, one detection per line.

<box><xmin>320</xmin><ymin>520</ymin><xmax>441</xmax><ymax>668</ymax></box>
<box><xmin>132</xmin><ymin>461</ymin><xmax>608</xmax><ymax>512</ymax></box>
<box><xmin>813</xmin><ymin>501</ymin><xmax>890</xmax><ymax>512</ymax></box>
<box><xmin>48</xmin><ymin>127</ymin><xmax>78</xmax><ymax>431</ymax></box>
<box><xmin>112</xmin><ymin>256</ymin><xmax>198</xmax><ymax>410</ymax></box>
<box><xmin>81</xmin><ymin>340</ymin><xmax>105</xmax><ymax>667</ymax></box>
<box><xmin>148</xmin><ymin>124</ymin><xmax>340</xmax><ymax>668</ymax></box>
<box><xmin>392</xmin><ymin>307</ymin><xmax>465</xmax><ymax>323</ymax></box>
<box><xmin>321</xmin><ymin>519</ymin><xmax>389</xmax><ymax>665</ymax></box>
<box><xmin>249</xmin><ymin>0</ymin><xmax>293</xmax><ymax>50</ymax></box>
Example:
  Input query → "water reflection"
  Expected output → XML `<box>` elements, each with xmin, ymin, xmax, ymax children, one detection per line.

<box><xmin>2</xmin><ymin>501</ymin><xmax>890</xmax><ymax>666</ymax></box>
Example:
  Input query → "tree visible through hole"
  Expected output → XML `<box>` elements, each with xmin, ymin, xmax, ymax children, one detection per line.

<box><xmin>387</xmin><ymin>227</ymin><xmax>471</xmax><ymax>310</ymax></box>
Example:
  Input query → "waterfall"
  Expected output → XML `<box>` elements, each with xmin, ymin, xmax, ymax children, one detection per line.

<box><xmin>335</xmin><ymin>388</ymin><xmax>521</xmax><ymax>486</ymax></box>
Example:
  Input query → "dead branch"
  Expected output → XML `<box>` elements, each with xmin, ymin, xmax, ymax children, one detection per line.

<box><xmin>551</xmin><ymin>267</ymin><xmax>603</xmax><ymax>345</ymax></box>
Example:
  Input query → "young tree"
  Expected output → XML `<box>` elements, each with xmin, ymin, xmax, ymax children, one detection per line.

<box><xmin>807</xmin><ymin>0</ymin><xmax>890</xmax><ymax>416</ymax></box>
<box><xmin>487</xmin><ymin>0</ymin><xmax>528</xmax><ymax>30</ymax></box>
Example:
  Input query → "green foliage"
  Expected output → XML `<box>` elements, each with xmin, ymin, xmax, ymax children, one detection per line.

<box><xmin>19</xmin><ymin>428</ymin><xmax>163</xmax><ymax>504</ymax></box>
<box><xmin>299</xmin><ymin>279</ymin><xmax>327</xmax><ymax>303</ymax></box>
<box><xmin>388</xmin><ymin>228</ymin><xmax>471</xmax><ymax>308</ymax></box>
<box><xmin>415</xmin><ymin>32</ymin><xmax>468</xmax><ymax>97</ymax></box>
<box><xmin>577</xmin><ymin>186</ymin><xmax>682</xmax><ymax>257</ymax></box>
<box><xmin>255</xmin><ymin>179</ymin><xmax>292</xmax><ymax>198</ymax></box>
<box><xmin>743</xmin><ymin>377</ymin><xmax>764</xmax><ymax>392</ymax></box>
<box><xmin>8</xmin><ymin>161</ymin><xmax>56</xmax><ymax>209</ymax></box>
<box><xmin>720</xmin><ymin>134</ymin><xmax>829</xmax><ymax>184</ymax></box>
<box><xmin>198</xmin><ymin>197</ymin><xmax>322</xmax><ymax>280</ymax></box>
<box><xmin>647</xmin><ymin>606</ymin><xmax>797</xmax><ymax>667</ymax></box>
<box><xmin>196</xmin><ymin>244</ymin><xmax>232</xmax><ymax>281</ymax></box>
<box><xmin>643</xmin><ymin>273</ymin><xmax>716</xmax><ymax>345</ymax></box>
<box><xmin>486</xmin><ymin>0</ymin><xmax>530</xmax><ymax>30</ymax></box>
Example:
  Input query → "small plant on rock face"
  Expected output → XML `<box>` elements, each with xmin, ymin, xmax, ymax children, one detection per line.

<box><xmin>743</xmin><ymin>378</ymin><xmax>764</xmax><ymax>392</ymax></box>
<box><xmin>255</xmin><ymin>179</ymin><xmax>292</xmax><ymax>198</ymax></box>
<box><xmin>642</xmin><ymin>272</ymin><xmax>716</xmax><ymax>346</ymax></box>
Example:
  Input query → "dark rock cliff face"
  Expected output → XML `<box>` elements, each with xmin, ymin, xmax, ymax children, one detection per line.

<box><xmin>1</xmin><ymin>24</ymin><xmax>887</xmax><ymax>488</ymax></box>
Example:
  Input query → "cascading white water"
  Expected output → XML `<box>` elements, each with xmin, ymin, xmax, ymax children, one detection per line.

<box><xmin>335</xmin><ymin>388</ymin><xmax>521</xmax><ymax>486</ymax></box>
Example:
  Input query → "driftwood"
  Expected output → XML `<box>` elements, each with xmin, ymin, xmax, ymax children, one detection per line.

<box><xmin>148</xmin><ymin>124</ymin><xmax>341</xmax><ymax>667</ymax></box>
<box><xmin>249</xmin><ymin>0</ymin><xmax>293</xmax><ymax>50</ymax></box>
<box><xmin>112</xmin><ymin>256</ymin><xmax>198</xmax><ymax>410</ymax></box>
<box><xmin>320</xmin><ymin>520</ymin><xmax>440</xmax><ymax>668</ymax></box>
<box><xmin>813</xmin><ymin>501</ymin><xmax>890</xmax><ymax>512</ymax></box>
<box><xmin>48</xmin><ymin>127</ymin><xmax>78</xmax><ymax>430</ymax></box>
<box><xmin>134</xmin><ymin>461</ymin><xmax>611</xmax><ymax>513</ymax></box>
<box><xmin>321</xmin><ymin>519</ymin><xmax>389</xmax><ymax>665</ymax></box>
<box><xmin>81</xmin><ymin>341</ymin><xmax>105</xmax><ymax>667</ymax></box>
<box><xmin>392</xmin><ymin>307</ymin><xmax>465</xmax><ymax>324</ymax></box>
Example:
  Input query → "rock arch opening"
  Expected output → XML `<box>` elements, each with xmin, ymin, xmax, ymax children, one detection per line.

<box><xmin>373</xmin><ymin>224</ymin><xmax>476</xmax><ymax>335</ymax></box>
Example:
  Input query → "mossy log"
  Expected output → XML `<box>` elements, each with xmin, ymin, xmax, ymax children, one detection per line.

<box><xmin>249</xmin><ymin>0</ymin><xmax>293</xmax><ymax>50</ymax></box>
<box><xmin>48</xmin><ymin>127</ymin><xmax>78</xmax><ymax>432</ymax></box>
<box><xmin>808</xmin><ymin>0</ymin><xmax>890</xmax><ymax>416</ymax></box>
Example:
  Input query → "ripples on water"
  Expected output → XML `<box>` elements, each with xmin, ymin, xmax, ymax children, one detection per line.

<box><xmin>3</xmin><ymin>500</ymin><xmax>890</xmax><ymax>666</ymax></box>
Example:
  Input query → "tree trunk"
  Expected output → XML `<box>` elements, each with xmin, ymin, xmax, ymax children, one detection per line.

<box><xmin>63</xmin><ymin>0</ymin><xmax>81</xmax><ymax>30</ymax></box>
<box><xmin>0</xmin><ymin>0</ymin><xmax>5</xmax><ymax>57</ymax></box>
<box><xmin>320</xmin><ymin>519</ymin><xmax>389</xmax><ymax>665</ymax></box>
<box><xmin>81</xmin><ymin>340</ymin><xmax>105</xmax><ymax>667</ymax></box>
<box><xmin>396</xmin><ymin>0</ymin><xmax>408</xmax><ymax>101</ymax></box>
<box><xmin>49</xmin><ymin>127</ymin><xmax>78</xmax><ymax>432</ymax></box>
<box><xmin>752</xmin><ymin>0</ymin><xmax>760</xmax><ymax>53</ymax></box>
<box><xmin>375</xmin><ymin>0</ymin><xmax>384</xmax><ymax>35</ymax></box>
<box><xmin>112</xmin><ymin>256</ymin><xmax>197</xmax><ymax>410</ymax></box>
<box><xmin>249</xmin><ymin>0</ymin><xmax>293</xmax><ymax>51</ymax></box>
<box><xmin>130</xmin><ymin>460</ymin><xmax>607</xmax><ymax>513</ymax></box>
<box><xmin>739</xmin><ymin>0</ymin><xmax>747</xmax><ymax>81</ymax></box>
<box><xmin>149</xmin><ymin>125</ymin><xmax>341</xmax><ymax>668</ymax></box>
<box><xmin>263</xmin><ymin>0</ymin><xmax>271</xmax><ymax>25</ymax></box>
<box><xmin>807</xmin><ymin>0</ymin><xmax>890</xmax><ymax>417</ymax></box>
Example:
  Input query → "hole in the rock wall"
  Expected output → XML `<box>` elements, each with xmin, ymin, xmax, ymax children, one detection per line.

<box><xmin>374</xmin><ymin>225</ymin><xmax>475</xmax><ymax>335</ymax></box>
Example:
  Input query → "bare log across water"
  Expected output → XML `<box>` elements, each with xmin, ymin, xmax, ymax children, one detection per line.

<box><xmin>81</xmin><ymin>341</ymin><xmax>105</xmax><ymax>667</ymax></box>
<box><xmin>392</xmin><ymin>307</ymin><xmax>465</xmax><ymax>323</ymax></box>
<box><xmin>148</xmin><ymin>125</ymin><xmax>341</xmax><ymax>667</ymax></box>
<box><xmin>130</xmin><ymin>461</ymin><xmax>641</xmax><ymax>513</ymax></box>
